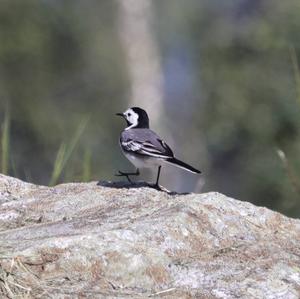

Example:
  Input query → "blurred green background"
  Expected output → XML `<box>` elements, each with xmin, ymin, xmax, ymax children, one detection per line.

<box><xmin>1</xmin><ymin>0</ymin><xmax>300</xmax><ymax>217</ymax></box>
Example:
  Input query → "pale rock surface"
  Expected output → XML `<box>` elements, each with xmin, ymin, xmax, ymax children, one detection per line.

<box><xmin>0</xmin><ymin>174</ymin><xmax>300</xmax><ymax>298</ymax></box>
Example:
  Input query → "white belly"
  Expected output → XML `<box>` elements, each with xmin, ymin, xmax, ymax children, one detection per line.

<box><xmin>123</xmin><ymin>151</ymin><xmax>163</xmax><ymax>169</ymax></box>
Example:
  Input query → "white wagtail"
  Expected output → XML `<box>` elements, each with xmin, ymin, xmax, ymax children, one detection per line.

<box><xmin>116</xmin><ymin>107</ymin><xmax>201</xmax><ymax>187</ymax></box>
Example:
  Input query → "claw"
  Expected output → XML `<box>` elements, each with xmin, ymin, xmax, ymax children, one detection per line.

<box><xmin>115</xmin><ymin>169</ymin><xmax>139</xmax><ymax>183</ymax></box>
<box><xmin>115</xmin><ymin>171</ymin><xmax>132</xmax><ymax>183</ymax></box>
<box><xmin>151</xmin><ymin>183</ymin><xmax>162</xmax><ymax>191</ymax></box>
<box><xmin>115</xmin><ymin>171</ymin><xmax>125</xmax><ymax>176</ymax></box>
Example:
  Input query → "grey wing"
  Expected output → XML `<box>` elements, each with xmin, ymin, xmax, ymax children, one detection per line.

<box><xmin>121</xmin><ymin>130</ymin><xmax>174</xmax><ymax>158</ymax></box>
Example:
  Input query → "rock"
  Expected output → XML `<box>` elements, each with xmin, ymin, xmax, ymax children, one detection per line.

<box><xmin>0</xmin><ymin>174</ymin><xmax>300</xmax><ymax>298</ymax></box>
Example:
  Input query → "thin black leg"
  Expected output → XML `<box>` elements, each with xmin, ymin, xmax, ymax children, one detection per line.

<box><xmin>155</xmin><ymin>166</ymin><xmax>162</xmax><ymax>187</ymax></box>
<box><xmin>115</xmin><ymin>169</ymin><xmax>140</xmax><ymax>183</ymax></box>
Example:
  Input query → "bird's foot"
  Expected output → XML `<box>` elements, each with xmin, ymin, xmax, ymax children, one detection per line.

<box><xmin>149</xmin><ymin>183</ymin><xmax>162</xmax><ymax>191</ymax></box>
<box><xmin>115</xmin><ymin>169</ymin><xmax>140</xmax><ymax>183</ymax></box>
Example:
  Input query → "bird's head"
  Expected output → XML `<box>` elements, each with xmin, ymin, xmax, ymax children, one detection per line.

<box><xmin>116</xmin><ymin>107</ymin><xmax>149</xmax><ymax>129</ymax></box>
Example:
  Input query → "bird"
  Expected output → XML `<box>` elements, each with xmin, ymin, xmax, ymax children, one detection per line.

<box><xmin>116</xmin><ymin>107</ymin><xmax>201</xmax><ymax>188</ymax></box>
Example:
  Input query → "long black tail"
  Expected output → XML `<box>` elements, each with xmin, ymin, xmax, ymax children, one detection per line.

<box><xmin>165</xmin><ymin>157</ymin><xmax>201</xmax><ymax>174</ymax></box>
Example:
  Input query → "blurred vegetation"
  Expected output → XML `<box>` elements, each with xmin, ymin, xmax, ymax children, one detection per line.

<box><xmin>0</xmin><ymin>0</ymin><xmax>300</xmax><ymax>217</ymax></box>
<box><xmin>1</xmin><ymin>108</ymin><xmax>9</xmax><ymax>175</ymax></box>
<box><xmin>49</xmin><ymin>116</ymin><xmax>89</xmax><ymax>186</ymax></box>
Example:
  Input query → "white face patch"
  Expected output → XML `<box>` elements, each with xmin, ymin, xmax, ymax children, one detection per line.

<box><xmin>124</xmin><ymin>108</ymin><xmax>139</xmax><ymax>129</ymax></box>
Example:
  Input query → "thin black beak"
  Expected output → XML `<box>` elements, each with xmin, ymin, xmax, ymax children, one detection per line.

<box><xmin>116</xmin><ymin>112</ymin><xmax>124</xmax><ymax>117</ymax></box>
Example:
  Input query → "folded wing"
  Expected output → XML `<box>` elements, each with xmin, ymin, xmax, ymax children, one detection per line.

<box><xmin>121</xmin><ymin>138</ymin><xmax>174</xmax><ymax>159</ymax></box>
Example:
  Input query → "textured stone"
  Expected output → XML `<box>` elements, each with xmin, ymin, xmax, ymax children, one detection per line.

<box><xmin>0</xmin><ymin>174</ymin><xmax>300</xmax><ymax>298</ymax></box>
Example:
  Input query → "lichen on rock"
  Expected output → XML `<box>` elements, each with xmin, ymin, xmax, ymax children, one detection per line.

<box><xmin>0</xmin><ymin>174</ymin><xmax>300</xmax><ymax>298</ymax></box>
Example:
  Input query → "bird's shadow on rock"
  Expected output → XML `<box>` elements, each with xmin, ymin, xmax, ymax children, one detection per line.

<box><xmin>97</xmin><ymin>180</ymin><xmax>187</xmax><ymax>195</ymax></box>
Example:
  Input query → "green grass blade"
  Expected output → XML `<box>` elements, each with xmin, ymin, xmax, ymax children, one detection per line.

<box><xmin>82</xmin><ymin>148</ymin><xmax>92</xmax><ymax>182</ymax></box>
<box><xmin>277</xmin><ymin>148</ymin><xmax>300</xmax><ymax>196</ymax></box>
<box><xmin>289</xmin><ymin>45</ymin><xmax>300</xmax><ymax>104</ymax></box>
<box><xmin>49</xmin><ymin>142</ymin><xmax>67</xmax><ymax>186</ymax></box>
<box><xmin>49</xmin><ymin>116</ymin><xmax>90</xmax><ymax>186</ymax></box>
<box><xmin>10</xmin><ymin>155</ymin><xmax>18</xmax><ymax>178</ymax></box>
<box><xmin>1</xmin><ymin>111</ymin><xmax>10</xmax><ymax>175</ymax></box>
<box><xmin>62</xmin><ymin>116</ymin><xmax>90</xmax><ymax>170</ymax></box>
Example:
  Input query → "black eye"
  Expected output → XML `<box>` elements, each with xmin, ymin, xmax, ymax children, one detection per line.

<box><xmin>128</xmin><ymin>113</ymin><xmax>131</xmax><ymax>117</ymax></box>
